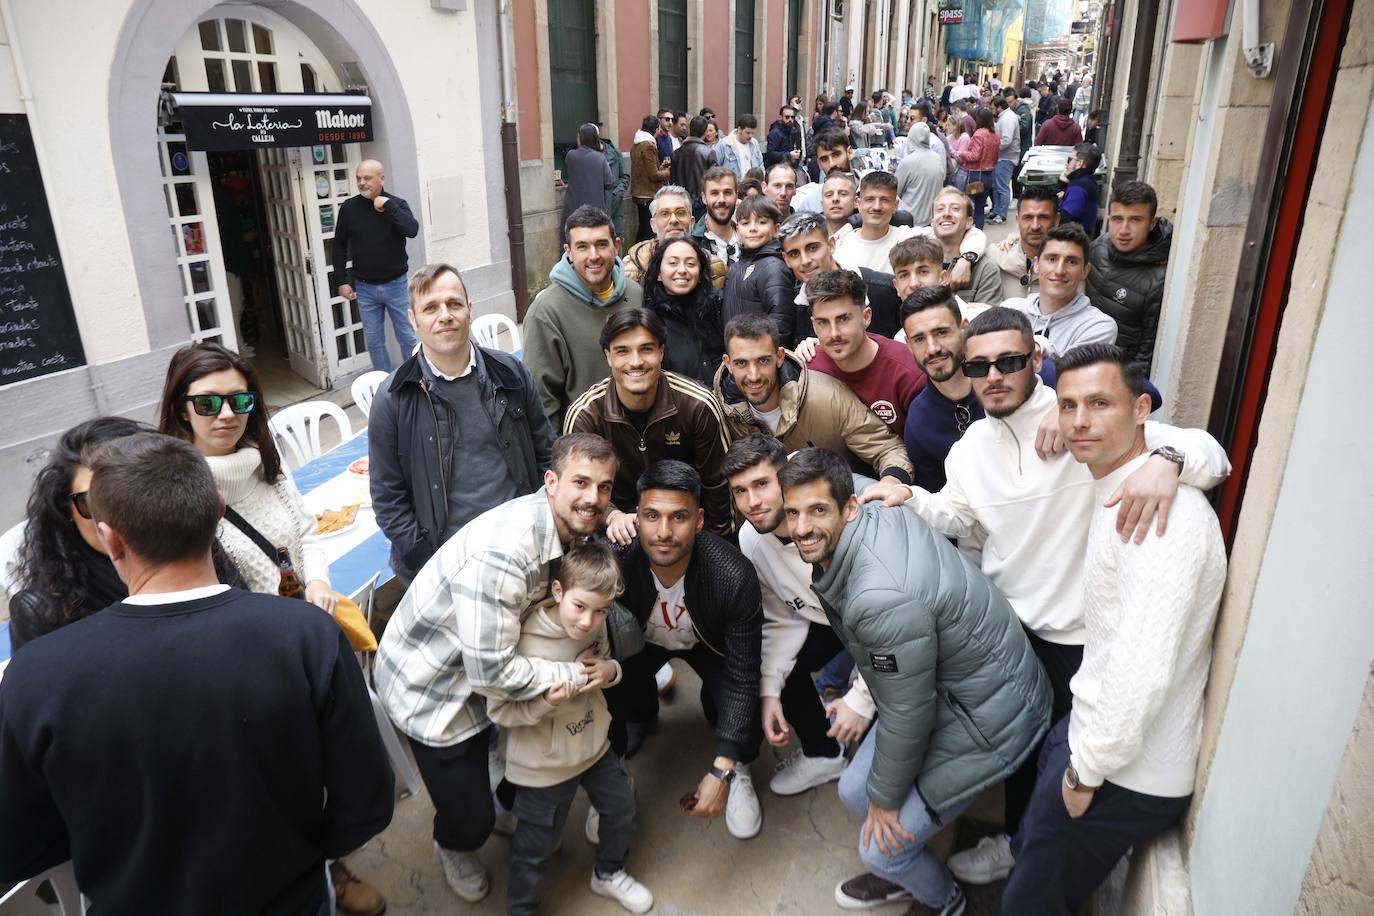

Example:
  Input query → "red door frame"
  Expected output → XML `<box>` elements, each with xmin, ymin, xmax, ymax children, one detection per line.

<box><xmin>1208</xmin><ymin>0</ymin><xmax>1354</xmax><ymax>546</ymax></box>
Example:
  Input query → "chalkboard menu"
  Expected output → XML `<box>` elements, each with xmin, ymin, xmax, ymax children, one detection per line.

<box><xmin>0</xmin><ymin>114</ymin><xmax>85</xmax><ymax>385</ymax></box>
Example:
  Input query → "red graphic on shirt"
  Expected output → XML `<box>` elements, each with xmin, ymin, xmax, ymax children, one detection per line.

<box><xmin>659</xmin><ymin>598</ymin><xmax>689</xmax><ymax>631</ymax></box>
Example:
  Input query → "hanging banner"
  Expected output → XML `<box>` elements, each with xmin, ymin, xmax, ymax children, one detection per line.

<box><xmin>939</xmin><ymin>1</ymin><xmax>965</xmax><ymax>24</ymax></box>
<box><xmin>171</xmin><ymin>92</ymin><xmax>373</xmax><ymax>151</ymax></box>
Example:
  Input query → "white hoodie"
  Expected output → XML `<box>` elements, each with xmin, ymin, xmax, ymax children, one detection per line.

<box><xmin>904</xmin><ymin>378</ymin><xmax>1230</xmax><ymax>644</ymax></box>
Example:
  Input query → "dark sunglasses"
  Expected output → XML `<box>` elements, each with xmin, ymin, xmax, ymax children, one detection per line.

<box><xmin>961</xmin><ymin>351</ymin><xmax>1033</xmax><ymax>378</ymax></box>
<box><xmin>70</xmin><ymin>490</ymin><xmax>92</xmax><ymax>520</ymax></box>
<box><xmin>184</xmin><ymin>392</ymin><xmax>257</xmax><ymax>417</ymax></box>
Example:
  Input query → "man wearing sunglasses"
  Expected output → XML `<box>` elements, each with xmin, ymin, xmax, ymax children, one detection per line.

<box><xmin>765</xmin><ymin>105</ymin><xmax>803</xmax><ymax>169</ymax></box>
<box><xmin>864</xmin><ymin>307</ymin><xmax>1230</xmax><ymax>887</ymax></box>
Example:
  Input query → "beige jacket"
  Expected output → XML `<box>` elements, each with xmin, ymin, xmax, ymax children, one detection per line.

<box><xmin>487</xmin><ymin>607</ymin><xmax>622</xmax><ymax>788</ymax></box>
<box><xmin>712</xmin><ymin>351</ymin><xmax>914</xmax><ymax>481</ymax></box>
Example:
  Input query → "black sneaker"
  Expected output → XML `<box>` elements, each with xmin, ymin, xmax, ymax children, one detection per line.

<box><xmin>900</xmin><ymin>885</ymin><xmax>966</xmax><ymax>916</ymax></box>
<box><xmin>834</xmin><ymin>873</ymin><xmax>915</xmax><ymax>910</ymax></box>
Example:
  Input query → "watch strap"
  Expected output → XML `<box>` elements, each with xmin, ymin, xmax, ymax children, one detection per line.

<box><xmin>708</xmin><ymin>764</ymin><xmax>736</xmax><ymax>784</ymax></box>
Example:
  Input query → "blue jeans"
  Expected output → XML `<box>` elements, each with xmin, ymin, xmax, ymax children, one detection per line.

<box><xmin>993</xmin><ymin>158</ymin><xmax>1016</xmax><ymax>218</ymax></box>
<box><xmin>966</xmin><ymin>169</ymin><xmax>991</xmax><ymax>229</ymax></box>
<box><xmin>838</xmin><ymin>726</ymin><xmax>969</xmax><ymax>908</ymax></box>
<box><xmin>354</xmin><ymin>275</ymin><xmax>416</xmax><ymax>372</ymax></box>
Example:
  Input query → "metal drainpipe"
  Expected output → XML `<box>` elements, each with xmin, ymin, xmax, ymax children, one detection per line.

<box><xmin>1091</xmin><ymin>0</ymin><xmax>1123</xmax><ymax>138</ymax></box>
<box><xmin>496</xmin><ymin>0</ymin><xmax>530</xmax><ymax>321</ymax></box>
<box><xmin>1111</xmin><ymin>0</ymin><xmax>1162</xmax><ymax>188</ymax></box>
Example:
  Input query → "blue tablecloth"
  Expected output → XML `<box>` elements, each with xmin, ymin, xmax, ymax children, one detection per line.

<box><xmin>294</xmin><ymin>431</ymin><xmax>393</xmax><ymax>598</ymax></box>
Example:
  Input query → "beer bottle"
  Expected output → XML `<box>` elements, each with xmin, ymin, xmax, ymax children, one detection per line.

<box><xmin>277</xmin><ymin>547</ymin><xmax>305</xmax><ymax>599</ymax></box>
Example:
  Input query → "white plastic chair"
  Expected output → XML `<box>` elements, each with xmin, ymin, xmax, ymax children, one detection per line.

<box><xmin>0</xmin><ymin>861</ymin><xmax>88</xmax><ymax>915</ymax></box>
<box><xmin>0</xmin><ymin>521</ymin><xmax>25</xmax><ymax>596</ymax></box>
<box><xmin>348</xmin><ymin>574</ymin><xmax>421</xmax><ymax>800</ymax></box>
<box><xmin>471</xmin><ymin>313</ymin><xmax>522</xmax><ymax>353</ymax></box>
<box><xmin>268</xmin><ymin>401</ymin><xmax>353</xmax><ymax>468</ymax></box>
<box><xmin>349</xmin><ymin>371</ymin><xmax>389</xmax><ymax>420</ymax></box>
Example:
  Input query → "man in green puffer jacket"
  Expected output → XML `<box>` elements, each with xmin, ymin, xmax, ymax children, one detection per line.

<box><xmin>523</xmin><ymin>206</ymin><xmax>643</xmax><ymax>430</ymax></box>
<box><xmin>778</xmin><ymin>448</ymin><xmax>1050</xmax><ymax>916</ymax></box>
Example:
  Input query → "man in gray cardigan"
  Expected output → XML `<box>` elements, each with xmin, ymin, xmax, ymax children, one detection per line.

<box><xmin>779</xmin><ymin>448</ymin><xmax>1050</xmax><ymax>916</ymax></box>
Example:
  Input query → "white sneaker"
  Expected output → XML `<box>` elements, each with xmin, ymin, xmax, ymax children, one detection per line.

<box><xmin>585</xmin><ymin>806</ymin><xmax>600</xmax><ymax>845</ymax></box>
<box><xmin>590</xmin><ymin>869</ymin><xmax>654</xmax><ymax>914</ymax></box>
<box><xmin>769</xmin><ymin>749</ymin><xmax>848</xmax><ymax>796</ymax></box>
<box><xmin>725</xmin><ymin>763</ymin><xmax>763</xmax><ymax>839</ymax></box>
<box><xmin>947</xmin><ymin>833</ymin><xmax>1014</xmax><ymax>884</ymax></box>
<box><xmin>487</xmin><ymin>745</ymin><xmax>505</xmax><ymax>793</ymax></box>
<box><xmin>655</xmin><ymin>662</ymin><xmax>677</xmax><ymax>694</ymax></box>
<box><xmin>492</xmin><ymin>801</ymin><xmax>516</xmax><ymax>836</ymax></box>
<box><xmin>434</xmin><ymin>842</ymin><xmax>489</xmax><ymax>902</ymax></box>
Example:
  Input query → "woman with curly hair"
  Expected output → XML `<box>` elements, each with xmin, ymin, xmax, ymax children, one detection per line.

<box><xmin>157</xmin><ymin>343</ymin><xmax>335</xmax><ymax>613</ymax></box>
<box><xmin>642</xmin><ymin>235</ymin><xmax>725</xmax><ymax>387</ymax></box>
<box><xmin>7</xmin><ymin>417</ymin><xmax>244</xmax><ymax>652</ymax></box>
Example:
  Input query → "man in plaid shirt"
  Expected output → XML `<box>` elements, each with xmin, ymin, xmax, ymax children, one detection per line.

<box><xmin>375</xmin><ymin>432</ymin><xmax>619</xmax><ymax>903</ymax></box>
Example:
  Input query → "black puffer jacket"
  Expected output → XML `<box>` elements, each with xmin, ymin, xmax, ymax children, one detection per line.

<box><xmin>1086</xmin><ymin>218</ymin><xmax>1173</xmax><ymax>373</ymax></box>
<box><xmin>617</xmin><ymin>532</ymin><xmax>763</xmax><ymax>761</ymax></box>
<box><xmin>722</xmin><ymin>241</ymin><xmax>799</xmax><ymax>347</ymax></box>
<box><xmin>645</xmin><ymin>283</ymin><xmax>725</xmax><ymax>388</ymax></box>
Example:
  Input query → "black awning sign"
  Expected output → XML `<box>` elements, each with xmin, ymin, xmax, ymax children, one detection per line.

<box><xmin>172</xmin><ymin>92</ymin><xmax>374</xmax><ymax>152</ymax></box>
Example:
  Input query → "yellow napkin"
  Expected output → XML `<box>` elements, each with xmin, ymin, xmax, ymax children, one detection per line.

<box><xmin>332</xmin><ymin>594</ymin><xmax>378</xmax><ymax>653</ymax></box>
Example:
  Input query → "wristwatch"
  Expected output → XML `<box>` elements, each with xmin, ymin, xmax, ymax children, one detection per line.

<box><xmin>707</xmin><ymin>765</ymin><xmax>737</xmax><ymax>784</ymax></box>
<box><xmin>959</xmin><ymin>251</ymin><xmax>980</xmax><ymax>265</ymax></box>
<box><xmin>1150</xmin><ymin>445</ymin><xmax>1185</xmax><ymax>474</ymax></box>
<box><xmin>1064</xmin><ymin>765</ymin><xmax>1082</xmax><ymax>790</ymax></box>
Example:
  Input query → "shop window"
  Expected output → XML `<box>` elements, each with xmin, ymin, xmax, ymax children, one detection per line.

<box><xmin>195</xmin><ymin>299</ymin><xmax>217</xmax><ymax>332</ymax></box>
<box><xmin>226</xmin><ymin>19</ymin><xmax>248</xmax><ymax>54</ymax></box>
<box><xmin>198</xmin><ymin>20</ymin><xmax>220</xmax><ymax>52</ymax></box>
<box><xmin>162</xmin><ymin>57</ymin><xmax>179</xmax><ymax>89</ymax></box>
<box><xmin>189</xmin><ymin>261</ymin><xmax>211</xmax><ymax>294</ymax></box>
<box><xmin>232</xmin><ymin>59</ymin><xmax>253</xmax><ymax>91</ymax></box>
<box><xmin>301</xmin><ymin>64</ymin><xmax>318</xmax><ymax>93</ymax></box>
<box><xmin>204</xmin><ymin>58</ymin><xmax>227</xmax><ymax>93</ymax></box>
<box><xmin>258</xmin><ymin>62</ymin><xmax>278</xmax><ymax>93</ymax></box>
<box><xmin>253</xmin><ymin>24</ymin><xmax>274</xmax><ymax>55</ymax></box>
<box><xmin>175</xmin><ymin>182</ymin><xmax>198</xmax><ymax>217</ymax></box>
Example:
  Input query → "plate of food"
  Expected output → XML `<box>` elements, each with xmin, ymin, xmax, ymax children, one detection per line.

<box><xmin>316</xmin><ymin>503</ymin><xmax>361</xmax><ymax>537</ymax></box>
<box><xmin>348</xmin><ymin>457</ymin><xmax>369</xmax><ymax>476</ymax></box>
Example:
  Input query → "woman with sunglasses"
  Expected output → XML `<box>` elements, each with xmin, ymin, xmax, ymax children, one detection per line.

<box><xmin>157</xmin><ymin>343</ymin><xmax>335</xmax><ymax>614</ymax></box>
<box><xmin>7</xmin><ymin>417</ymin><xmax>245</xmax><ymax>652</ymax></box>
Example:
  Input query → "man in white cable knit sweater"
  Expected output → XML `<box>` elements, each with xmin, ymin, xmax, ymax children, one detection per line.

<box><xmin>1002</xmin><ymin>344</ymin><xmax>1226</xmax><ymax>914</ymax></box>
<box><xmin>860</xmin><ymin>306</ymin><xmax>1230</xmax><ymax>885</ymax></box>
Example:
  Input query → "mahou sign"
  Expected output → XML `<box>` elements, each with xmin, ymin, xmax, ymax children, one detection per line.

<box><xmin>172</xmin><ymin>92</ymin><xmax>374</xmax><ymax>151</ymax></box>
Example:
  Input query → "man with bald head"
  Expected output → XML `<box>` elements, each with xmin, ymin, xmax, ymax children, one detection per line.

<box><xmin>333</xmin><ymin>158</ymin><xmax>421</xmax><ymax>372</ymax></box>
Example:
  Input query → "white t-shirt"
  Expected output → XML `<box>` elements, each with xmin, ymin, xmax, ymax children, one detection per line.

<box><xmin>750</xmin><ymin>403</ymin><xmax>784</xmax><ymax>434</ymax></box>
<box><xmin>834</xmin><ymin>225</ymin><xmax>918</xmax><ymax>274</ymax></box>
<box><xmin>731</xmin><ymin>134</ymin><xmax>754</xmax><ymax>174</ymax></box>
<box><xmin>644</xmin><ymin>572</ymin><xmax>697</xmax><ymax>651</ymax></box>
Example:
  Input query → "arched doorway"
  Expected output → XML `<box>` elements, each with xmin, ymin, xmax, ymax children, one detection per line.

<box><xmin>157</xmin><ymin>6</ymin><xmax>371</xmax><ymax>395</ymax></box>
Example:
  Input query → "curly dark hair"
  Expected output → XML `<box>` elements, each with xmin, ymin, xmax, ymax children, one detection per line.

<box><xmin>13</xmin><ymin>418</ymin><xmax>151</xmax><ymax>633</ymax></box>
<box><xmin>642</xmin><ymin>235</ymin><xmax>724</xmax><ymax>368</ymax></box>
<box><xmin>157</xmin><ymin>342</ymin><xmax>283</xmax><ymax>483</ymax></box>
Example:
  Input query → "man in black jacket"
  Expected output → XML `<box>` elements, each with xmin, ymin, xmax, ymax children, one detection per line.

<box><xmin>1086</xmin><ymin>180</ymin><xmax>1174</xmax><ymax>373</ymax></box>
<box><xmin>765</xmin><ymin>104</ymin><xmax>803</xmax><ymax>168</ymax></box>
<box><xmin>605</xmin><ymin>461</ymin><xmax>766</xmax><ymax>840</ymax></box>
<box><xmin>333</xmin><ymin>159</ymin><xmax>420</xmax><ymax>372</ymax></box>
<box><xmin>671</xmin><ymin>115</ymin><xmax>717</xmax><ymax>220</ymax></box>
<box><xmin>778</xmin><ymin>211</ymin><xmax>903</xmax><ymax>339</ymax></box>
<box><xmin>0</xmin><ymin>433</ymin><xmax>393</xmax><ymax>915</ymax></box>
<box><xmin>369</xmin><ymin>263</ymin><xmax>554</xmax><ymax>582</ymax></box>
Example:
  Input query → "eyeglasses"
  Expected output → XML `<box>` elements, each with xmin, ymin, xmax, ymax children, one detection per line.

<box><xmin>961</xmin><ymin>351</ymin><xmax>1034</xmax><ymax>378</ymax></box>
<box><xmin>70</xmin><ymin>490</ymin><xmax>92</xmax><ymax>520</ymax></box>
<box><xmin>184</xmin><ymin>392</ymin><xmax>257</xmax><ymax>417</ymax></box>
<box><xmin>656</xmin><ymin>208</ymin><xmax>692</xmax><ymax>222</ymax></box>
<box><xmin>955</xmin><ymin>404</ymin><xmax>972</xmax><ymax>434</ymax></box>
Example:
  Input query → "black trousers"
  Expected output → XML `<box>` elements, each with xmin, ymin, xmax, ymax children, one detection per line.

<box><xmin>507</xmin><ymin>749</ymin><xmax>637</xmax><ymax>915</ymax></box>
<box><xmin>604</xmin><ymin>642</ymin><xmax>760</xmax><ymax>764</ymax></box>
<box><xmin>1004</xmin><ymin>628</ymin><xmax>1083</xmax><ymax>834</ymax></box>
<box><xmin>779</xmin><ymin>622</ymin><xmax>847</xmax><ymax>758</ymax></box>
<box><xmin>633</xmin><ymin>199</ymin><xmax>654</xmax><ymax>244</ymax></box>
<box><xmin>408</xmin><ymin>727</ymin><xmax>495</xmax><ymax>852</ymax></box>
<box><xmin>1003</xmin><ymin>717</ymin><xmax>1190</xmax><ymax>914</ymax></box>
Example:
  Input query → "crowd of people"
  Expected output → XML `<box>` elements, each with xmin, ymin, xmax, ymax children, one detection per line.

<box><xmin>2</xmin><ymin>66</ymin><xmax>1220</xmax><ymax>916</ymax></box>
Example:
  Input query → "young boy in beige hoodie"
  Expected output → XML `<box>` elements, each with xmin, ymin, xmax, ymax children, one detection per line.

<box><xmin>488</xmin><ymin>541</ymin><xmax>653</xmax><ymax>915</ymax></box>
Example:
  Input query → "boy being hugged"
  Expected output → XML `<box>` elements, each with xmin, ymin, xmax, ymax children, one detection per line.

<box><xmin>488</xmin><ymin>541</ymin><xmax>653</xmax><ymax>915</ymax></box>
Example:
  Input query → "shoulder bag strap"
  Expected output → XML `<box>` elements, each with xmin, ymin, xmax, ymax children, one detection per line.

<box><xmin>222</xmin><ymin>505</ymin><xmax>280</xmax><ymax>565</ymax></box>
